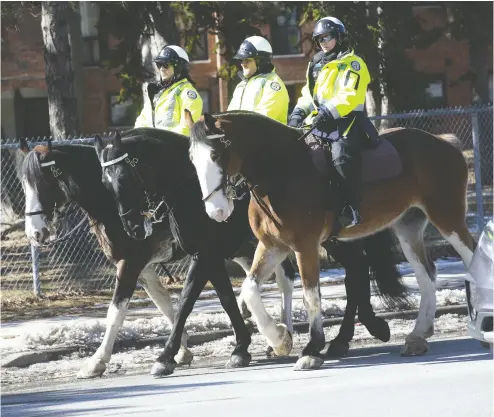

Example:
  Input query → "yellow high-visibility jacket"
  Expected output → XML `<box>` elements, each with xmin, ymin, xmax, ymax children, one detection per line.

<box><xmin>294</xmin><ymin>49</ymin><xmax>370</xmax><ymax>125</ymax></box>
<box><xmin>135</xmin><ymin>78</ymin><xmax>203</xmax><ymax>136</ymax></box>
<box><xmin>228</xmin><ymin>70</ymin><xmax>289</xmax><ymax>124</ymax></box>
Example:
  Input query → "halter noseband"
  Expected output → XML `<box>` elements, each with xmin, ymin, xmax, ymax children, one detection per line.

<box><xmin>100</xmin><ymin>152</ymin><xmax>168</xmax><ymax>224</ymax></box>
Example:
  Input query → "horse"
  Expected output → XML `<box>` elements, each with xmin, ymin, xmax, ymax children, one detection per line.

<box><xmin>187</xmin><ymin>110</ymin><xmax>476</xmax><ymax>370</ymax></box>
<box><xmin>21</xmin><ymin>139</ymin><xmax>277</xmax><ymax>379</ymax></box>
<box><xmin>95</xmin><ymin>127</ymin><xmax>409</xmax><ymax>376</ymax></box>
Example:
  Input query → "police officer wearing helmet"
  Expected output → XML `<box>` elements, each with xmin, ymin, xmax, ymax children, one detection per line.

<box><xmin>228</xmin><ymin>36</ymin><xmax>289</xmax><ymax>124</ymax></box>
<box><xmin>135</xmin><ymin>45</ymin><xmax>203</xmax><ymax>136</ymax></box>
<box><xmin>289</xmin><ymin>17</ymin><xmax>376</xmax><ymax>227</ymax></box>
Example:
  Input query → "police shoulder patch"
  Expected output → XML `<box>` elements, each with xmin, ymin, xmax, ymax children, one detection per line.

<box><xmin>350</xmin><ymin>61</ymin><xmax>361</xmax><ymax>71</ymax></box>
<box><xmin>186</xmin><ymin>90</ymin><xmax>198</xmax><ymax>99</ymax></box>
<box><xmin>270</xmin><ymin>82</ymin><xmax>281</xmax><ymax>91</ymax></box>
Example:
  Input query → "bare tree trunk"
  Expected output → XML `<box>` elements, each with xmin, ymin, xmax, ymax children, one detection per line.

<box><xmin>376</xmin><ymin>5</ymin><xmax>392</xmax><ymax>130</ymax></box>
<box><xmin>41</xmin><ymin>1</ymin><xmax>79</xmax><ymax>139</ymax></box>
<box><xmin>67</xmin><ymin>4</ymin><xmax>84</xmax><ymax>131</ymax></box>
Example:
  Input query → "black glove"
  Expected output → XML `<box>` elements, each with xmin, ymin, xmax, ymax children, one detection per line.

<box><xmin>312</xmin><ymin>105</ymin><xmax>334</xmax><ymax>127</ymax></box>
<box><xmin>288</xmin><ymin>116</ymin><xmax>303</xmax><ymax>127</ymax></box>
<box><xmin>288</xmin><ymin>107</ymin><xmax>306</xmax><ymax>128</ymax></box>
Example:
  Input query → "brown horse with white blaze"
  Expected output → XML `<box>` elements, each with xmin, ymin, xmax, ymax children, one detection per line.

<box><xmin>186</xmin><ymin>110</ymin><xmax>475</xmax><ymax>370</ymax></box>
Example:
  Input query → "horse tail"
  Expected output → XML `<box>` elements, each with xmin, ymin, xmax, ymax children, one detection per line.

<box><xmin>436</xmin><ymin>133</ymin><xmax>462</xmax><ymax>150</ymax></box>
<box><xmin>363</xmin><ymin>229</ymin><xmax>413</xmax><ymax>311</ymax></box>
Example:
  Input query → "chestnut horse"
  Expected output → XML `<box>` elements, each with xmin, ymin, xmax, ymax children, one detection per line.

<box><xmin>187</xmin><ymin>110</ymin><xmax>475</xmax><ymax>370</ymax></box>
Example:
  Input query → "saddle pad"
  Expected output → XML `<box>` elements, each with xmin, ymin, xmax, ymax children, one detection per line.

<box><xmin>361</xmin><ymin>139</ymin><xmax>402</xmax><ymax>184</ymax></box>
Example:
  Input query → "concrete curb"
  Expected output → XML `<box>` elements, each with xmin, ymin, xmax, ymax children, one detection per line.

<box><xmin>2</xmin><ymin>305</ymin><xmax>468</xmax><ymax>369</ymax></box>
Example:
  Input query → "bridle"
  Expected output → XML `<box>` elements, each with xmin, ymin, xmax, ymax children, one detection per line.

<box><xmin>25</xmin><ymin>159</ymin><xmax>86</xmax><ymax>245</ymax></box>
<box><xmin>101</xmin><ymin>151</ymin><xmax>195</xmax><ymax>224</ymax></box>
<box><xmin>201</xmin><ymin>134</ymin><xmax>247</xmax><ymax>203</ymax></box>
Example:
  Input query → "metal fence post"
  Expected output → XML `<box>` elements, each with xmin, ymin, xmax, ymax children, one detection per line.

<box><xmin>471</xmin><ymin>110</ymin><xmax>485</xmax><ymax>233</ymax></box>
<box><xmin>30</xmin><ymin>244</ymin><xmax>42</xmax><ymax>297</ymax></box>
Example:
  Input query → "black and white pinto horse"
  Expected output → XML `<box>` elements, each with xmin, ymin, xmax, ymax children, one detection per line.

<box><xmin>95</xmin><ymin>128</ymin><xmax>408</xmax><ymax>376</ymax></box>
<box><xmin>22</xmin><ymin>140</ymin><xmax>291</xmax><ymax>378</ymax></box>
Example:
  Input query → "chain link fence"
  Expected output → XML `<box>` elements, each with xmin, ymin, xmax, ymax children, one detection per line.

<box><xmin>1</xmin><ymin>105</ymin><xmax>492</xmax><ymax>296</ymax></box>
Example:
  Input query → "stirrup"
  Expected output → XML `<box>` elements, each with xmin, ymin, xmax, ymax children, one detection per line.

<box><xmin>338</xmin><ymin>205</ymin><xmax>361</xmax><ymax>228</ymax></box>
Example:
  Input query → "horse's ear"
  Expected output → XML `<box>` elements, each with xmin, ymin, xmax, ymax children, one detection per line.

<box><xmin>204</xmin><ymin>113</ymin><xmax>222</xmax><ymax>133</ymax></box>
<box><xmin>94</xmin><ymin>135</ymin><xmax>104</xmax><ymax>156</ymax></box>
<box><xmin>183</xmin><ymin>109</ymin><xmax>195</xmax><ymax>128</ymax></box>
<box><xmin>47</xmin><ymin>139</ymin><xmax>52</xmax><ymax>152</ymax></box>
<box><xmin>113</xmin><ymin>131</ymin><xmax>122</xmax><ymax>149</ymax></box>
<box><xmin>18</xmin><ymin>138</ymin><xmax>29</xmax><ymax>153</ymax></box>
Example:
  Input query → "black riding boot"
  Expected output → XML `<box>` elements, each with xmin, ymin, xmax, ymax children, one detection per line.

<box><xmin>335</xmin><ymin>161</ymin><xmax>362</xmax><ymax>227</ymax></box>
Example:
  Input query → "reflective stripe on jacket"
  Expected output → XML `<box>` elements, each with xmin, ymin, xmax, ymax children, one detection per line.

<box><xmin>135</xmin><ymin>78</ymin><xmax>203</xmax><ymax>136</ymax></box>
<box><xmin>294</xmin><ymin>50</ymin><xmax>370</xmax><ymax>125</ymax></box>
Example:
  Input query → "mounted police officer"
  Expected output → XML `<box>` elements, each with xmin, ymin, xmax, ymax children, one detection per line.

<box><xmin>135</xmin><ymin>45</ymin><xmax>203</xmax><ymax>136</ymax></box>
<box><xmin>289</xmin><ymin>17</ymin><xmax>377</xmax><ymax>227</ymax></box>
<box><xmin>228</xmin><ymin>36</ymin><xmax>289</xmax><ymax>124</ymax></box>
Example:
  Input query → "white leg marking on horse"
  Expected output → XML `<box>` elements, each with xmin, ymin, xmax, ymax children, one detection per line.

<box><xmin>304</xmin><ymin>286</ymin><xmax>323</xmax><ymax>335</ymax></box>
<box><xmin>139</xmin><ymin>266</ymin><xmax>190</xmax><ymax>354</ymax></box>
<box><xmin>23</xmin><ymin>178</ymin><xmax>48</xmax><ymax>242</ymax></box>
<box><xmin>274</xmin><ymin>264</ymin><xmax>294</xmax><ymax>333</ymax></box>
<box><xmin>78</xmin><ymin>299</ymin><xmax>129</xmax><ymax>378</ymax></box>
<box><xmin>232</xmin><ymin>256</ymin><xmax>252</xmax><ymax>275</ymax></box>
<box><xmin>242</xmin><ymin>277</ymin><xmax>282</xmax><ymax>346</ymax></box>
<box><xmin>445</xmin><ymin>232</ymin><xmax>474</xmax><ymax>268</ymax></box>
<box><xmin>189</xmin><ymin>142</ymin><xmax>233</xmax><ymax>221</ymax></box>
<box><xmin>397</xmin><ymin>236</ymin><xmax>436</xmax><ymax>336</ymax></box>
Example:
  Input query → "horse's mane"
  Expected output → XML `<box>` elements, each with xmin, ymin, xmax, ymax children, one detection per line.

<box><xmin>23</xmin><ymin>148</ymin><xmax>48</xmax><ymax>192</ymax></box>
<box><xmin>23</xmin><ymin>144</ymin><xmax>95</xmax><ymax>204</ymax></box>
<box><xmin>190</xmin><ymin>110</ymin><xmax>301</xmax><ymax>147</ymax></box>
<box><xmin>103</xmin><ymin>128</ymin><xmax>189</xmax><ymax>162</ymax></box>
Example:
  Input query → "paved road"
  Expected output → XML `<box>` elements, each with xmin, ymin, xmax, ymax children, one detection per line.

<box><xmin>2</xmin><ymin>337</ymin><xmax>491</xmax><ymax>417</ymax></box>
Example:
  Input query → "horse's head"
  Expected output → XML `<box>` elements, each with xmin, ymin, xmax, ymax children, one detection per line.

<box><xmin>22</xmin><ymin>140</ymin><xmax>76</xmax><ymax>245</ymax></box>
<box><xmin>187</xmin><ymin>110</ymin><xmax>241</xmax><ymax>222</ymax></box>
<box><xmin>94</xmin><ymin>133</ymin><xmax>155</xmax><ymax>240</ymax></box>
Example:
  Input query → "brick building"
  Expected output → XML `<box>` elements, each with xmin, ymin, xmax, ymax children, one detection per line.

<box><xmin>1</xmin><ymin>3</ymin><xmax>492</xmax><ymax>138</ymax></box>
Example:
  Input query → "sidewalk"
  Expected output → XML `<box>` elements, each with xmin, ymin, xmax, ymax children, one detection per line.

<box><xmin>0</xmin><ymin>260</ymin><xmax>467</xmax><ymax>348</ymax></box>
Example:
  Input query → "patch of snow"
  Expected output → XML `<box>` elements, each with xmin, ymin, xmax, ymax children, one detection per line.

<box><xmin>0</xmin><ymin>314</ymin><xmax>469</xmax><ymax>389</ymax></box>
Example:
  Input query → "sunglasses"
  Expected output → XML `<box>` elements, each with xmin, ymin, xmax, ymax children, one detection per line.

<box><xmin>316</xmin><ymin>34</ymin><xmax>335</xmax><ymax>43</ymax></box>
<box><xmin>156</xmin><ymin>63</ymin><xmax>171</xmax><ymax>70</ymax></box>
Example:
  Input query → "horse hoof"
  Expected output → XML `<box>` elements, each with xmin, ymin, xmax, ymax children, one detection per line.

<box><xmin>362</xmin><ymin>317</ymin><xmax>390</xmax><ymax>342</ymax></box>
<box><xmin>77</xmin><ymin>358</ymin><xmax>106</xmax><ymax>379</ymax></box>
<box><xmin>225</xmin><ymin>352</ymin><xmax>252</xmax><ymax>368</ymax></box>
<box><xmin>326</xmin><ymin>340</ymin><xmax>350</xmax><ymax>358</ymax></box>
<box><xmin>174</xmin><ymin>348</ymin><xmax>193</xmax><ymax>366</ymax></box>
<box><xmin>294</xmin><ymin>355</ymin><xmax>324</xmax><ymax>371</ymax></box>
<box><xmin>401</xmin><ymin>335</ymin><xmax>429</xmax><ymax>356</ymax></box>
<box><xmin>272</xmin><ymin>324</ymin><xmax>293</xmax><ymax>357</ymax></box>
<box><xmin>150</xmin><ymin>361</ymin><xmax>176</xmax><ymax>378</ymax></box>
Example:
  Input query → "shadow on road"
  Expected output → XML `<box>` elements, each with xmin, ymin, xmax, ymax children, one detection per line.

<box><xmin>1</xmin><ymin>380</ymin><xmax>239</xmax><ymax>417</ymax></box>
<box><xmin>2</xmin><ymin>338</ymin><xmax>491</xmax><ymax>417</ymax></box>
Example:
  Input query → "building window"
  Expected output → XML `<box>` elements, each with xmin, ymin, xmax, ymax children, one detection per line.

<box><xmin>189</xmin><ymin>30</ymin><xmax>209</xmax><ymax>62</ymax></box>
<box><xmin>424</xmin><ymin>78</ymin><xmax>445</xmax><ymax>108</ymax></box>
<box><xmin>80</xmin><ymin>2</ymin><xmax>100</xmax><ymax>66</ymax></box>
<box><xmin>109</xmin><ymin>95</ymin><xmax>135</xmax><ymax>127</ymax></box>
<box><xmin>197</xmin><ymin>90</ymin><xmax>210</xmax><ymax>113</ymax></box>
<box><xmin>270</xmin><ymin>7</ymin><xmax>301</xmax><ymax>55</ymax></box>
